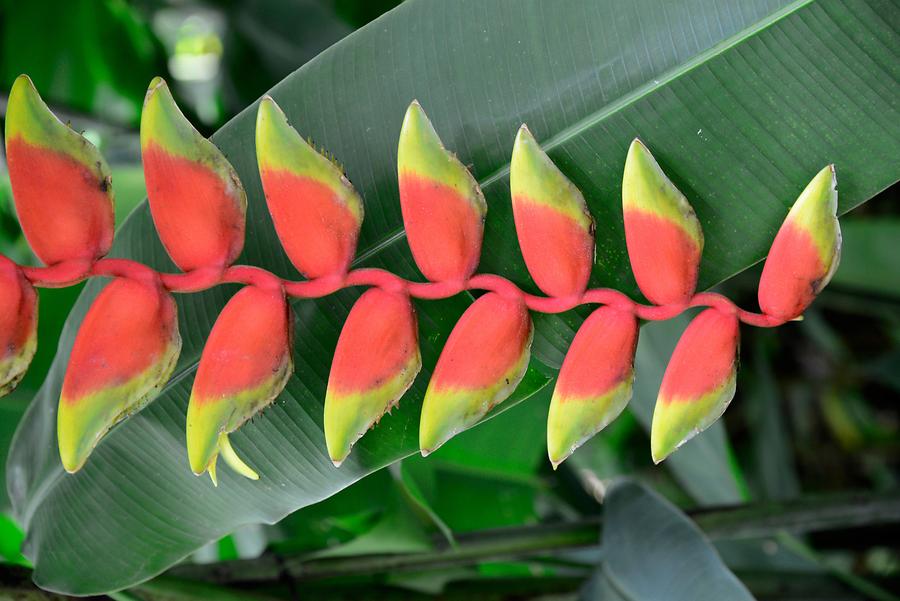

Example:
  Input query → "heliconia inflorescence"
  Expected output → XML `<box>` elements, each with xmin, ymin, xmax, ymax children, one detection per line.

<box><xmin>325</xmin><ymin>288</ymin><xmax>421</xmax><ymax>466</ymax></box>
<box><xmin>0</xmin><ymin>74</ymin><xmax>843</xmax><ymax>483</ymax></box>
<box><xmin>187</xmin><ymin>285</ymin><xmax>293</xmax><ymax>484</ymax></box>
<box><xmin>398</xmin><ymin>101</ymin><xmax>487</xmax><ymax>283</ymax></box>
<box><xmin>758</xmin><ymin>165</ymin><xmax>840</xmax><ymax>320</ymax></box>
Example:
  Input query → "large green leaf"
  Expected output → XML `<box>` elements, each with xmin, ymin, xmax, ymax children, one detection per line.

<box><xmin>7</xmin><ymin>0</ymin><xmax>899</xmax><ymax>593</ymax></box>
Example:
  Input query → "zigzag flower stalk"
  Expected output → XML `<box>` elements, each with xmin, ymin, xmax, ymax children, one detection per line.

<box><xmin>0</xmin><ymin>76</ymin><xmax>842</xmax><ymax>485</ymax></box>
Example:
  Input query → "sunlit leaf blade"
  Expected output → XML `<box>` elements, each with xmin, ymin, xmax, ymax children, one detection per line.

<box><xmin>256</xmin><ymin>96</ymin><xmax>364</xmax><ymax>278</ymax></box>
<box><xmin>651</xmin><ymin>308</ymin><xmax>739</xmax><ymax>463</ymax></box>
<box><xmin>58</xmin><ymin>278</ymin><xmax>181</xmax><ymax>473</ymax></box>
<box><xmin>325</xmin><ymin>288</ymin><xmax>421</xmax><ymax>467</ymax></box>
<box><xmin>759</xmin><ymin>165</ymin><xmax>840</xmax><ymax>319</ymax></box>
<box><xmin>0</xmin><ymin>259</ymin><xmax>38</xmax><ymax>396</ymax></box>
<box><xmin>510</xmin><ymin>125</ymin><xmax>595</xmax><ymax>298</ymax></box>
<box><xmin>187</xmin><ymin>286</ymin><xmax>293</xmax><ymax>483</ymax></box>
<box><xmin>141</xmin><ymin>77</ymin><xmax>247</xmax><ymax>272</ymax></box>
<box><xmin>420</xmin><ymin>293</ymin><xmax>533</xmax><ymax>455</ymax></box>
<box><xmin>622</xmin><ymin>139</ymin><xmax>703</xmax><ymax>305</ymax></box>
<box><xmin>5</xmin><ymin>75</ymin><xmax>114</xmax><ymax>266</ymax></box>
<box><xmin>547</xmin><ymin>306</ymin><xmax>637</xmax><ymax>468</ymax></box>
<box><xmin>398</xmin><ymin>100</ymin><xmax>486</xmax><ymax>282</ymax></box>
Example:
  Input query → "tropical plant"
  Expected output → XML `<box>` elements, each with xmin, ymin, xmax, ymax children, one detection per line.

<box><xmin>1</xmin><ymin>0</ymin><xmax>898</xmax><ymax>597</ymax></box>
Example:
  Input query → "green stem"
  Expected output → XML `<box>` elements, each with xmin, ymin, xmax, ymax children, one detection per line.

<box><xmin>169</xmin><ymin>489</ymin><xmax>900</xmax><ymax>585</ymax></box>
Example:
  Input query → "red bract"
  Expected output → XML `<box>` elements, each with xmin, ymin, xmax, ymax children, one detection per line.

<box><xmin>419</xmin><ymin>292</ymin><xmax>533</xmax><ymax>455</ymax></box>
<box><xmin>141</xmin><ymin>77</ymin><xmax>247</xmax><ymax>272</ymax></box>
<box><xmin>622</xmin><ymin>140</ymin><xmax>703</xmax><ymax>305</ymax></box>
<box><xmin>510</xmin><ymin>125</ymin><xmax>595</xmax><ymax>298</ymax></box>
<box><xmin>58</xmin><ymin>277</ymin><xmax>181</xmax><ymax>473</ymax></box>
<box><xmin>547</xmin><ymin>306</ymin><xmax>637</xmax><ymax>467</ymax></box>
<box><xmin>325</xmin><ymin>288</ymin><xmax>421</xmax><ymax>466</ymax></box>
<box><xmin>256</xmin><ymin>97</ymin><xmax>364</xmax><ymax>279</ymax></box>
<box><xmin>651</xmin><ymin>308</ymin><xmax>740</xmax><ymax>463</ymax></box>
<box><xmin>5</xmin><ymin>75</ymin><xmax>114</xmax><ymax>266</ymax></box>
<box><xmin>398</xmin><ymin>101</ymin><xmax>487</xmax><ymax>283</ymax></box>
<box><xmin>187</xmin><ymin>285</ymin><xmax>293</xmax><ymax>484</ymax></box>
<box><xmin>759</xmin><ymin>165</ymin><xmax>840</xmax><ymax>320</ymax></box>
<box><xmin>0</xmin><ymin>258</ymin><xmax>38</xmax><ymax>396</ymax></box>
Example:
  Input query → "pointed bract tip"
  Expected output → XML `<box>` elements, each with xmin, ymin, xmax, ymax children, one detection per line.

<box><xmin>420</xmin><ymin>448</ymin><xmax>431</xmax><ymax>458</ymax></box>
<box><xmin>331</xmin><ymin>457</ymin><xmax>345</xmax><ymax>468</ymax></box>
<box><xmin>148</xmin><ymin>76</ymin><xmax>166</xmax><ymax>91</ymax></box>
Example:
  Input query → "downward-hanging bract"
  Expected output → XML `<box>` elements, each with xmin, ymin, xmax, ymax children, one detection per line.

<box><xmin>325</xmin><ymin>288</ymin><xmax>421</xmax><ymax>466</ymax></box>
<box><xmin>398</xmin><ymin>101</ymin><xmax>487</xmax><ymax>282</ymax></box>
<box><xmin>547</xmin><ymin>306</ymin><xmax>638</xmax><ymax>468</ymax></box>
<box><xmin>187</xmin><ymin>285</ymin><xmax>293</xmax><ymax>484</ymax></box>
<box><xmin>510</xmin><ymin>125</ymin><xmax>595</xmax><ymax>298</ymax></box>
<box><xmin>58</xmin><ymin>278</ymin><xmax>181</xmax><ymax>473</ymax></box>
<box><xmin>256</xmin><ymin>96</ymin><xmax>364</xmax><ymax>279</ymax></box>
<box><xmin>651</xmin><ymin>308</ymin><xmax>740</xmax><ymax>463</ymax></box>
<box><xmin>141</xmin><ymin>77</ymin><xmax>247</xmax><ymax>272</ymax></box>
<box><xmin>622</xmin><ymin>139</ymin><xmax>703</xmax><ymax>305</ymax></box>
<box><xmin>0</xmin><ymin>74</ymin><xmax>845</xmax><ymax>479</ymax></box>
<box><xmin>420</xmin><ymin>293</ymin><xmax>533</xmax><ymax>455</ymax></box>
<box><xmin>0</xmin><ymin>259</ymin><xmax>38</xmax><ymax>396</ymax></box>
<box><xmin>5</xmin><ymin>75</ymin><xmax>115</xmax><ymax>270</ymax></box>
<box><xmin>758</xmin><ymin>165</ymin><xmax>841</xmax><ymax>320</ymax></box>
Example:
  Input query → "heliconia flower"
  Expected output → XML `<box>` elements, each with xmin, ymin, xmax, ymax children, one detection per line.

<box><xmin>622</xmin><ymin>139</ymin><xmax>703</xmax><ymax>305</ymax></box>
<box><xmin>547</xmin><ymin>306</ymin><xmax>637</xmax><ymax>468</ymax></box>
<box><xmin>187</xmin><ymin>285</ymin><xmax>293</xmax><ymax>484</ymax></box>
<box><xmin>651</xmin><ymin>308</ymin><xmax>739</xmax><ymax>463</ymax></box>
<box><xmin>758</xmin><ymin>165</ymin><xmax>840</xmax><ymax>320</ymax></box>
<box><xmin>141</xmin><ymin>77</ymin><xmax>247</xmax><ymax>273</ymax></box>
<box><xmin>256</xmin><ymin>96</ymin><xmax>364</xmax><ymax>279</ymax></box>
<box><xmin>58</xmin><ymin>278</ymin><xmax>181</xmax><ymax>473</ymax></box>
<box><xmin>325</xmin><ymin>288</ymin><xmax>421</xmax><ymax>466</ymax></box>
<box><xmin>5</xmin><ymin>75</ymin><xmax>114</xmax><ymax>266</ymax></box>
<box><xmin>510</xmin><ymin>125</ymin><xmax>595</xmax><ymax>298</ymax></box>
<box><xmin>420</xmin><ymin>293</ymin><xmax>533</xmax><ymax>455</ymax></box>
<box><xmin>0</xmin><ymin>259</ymin><xmax>38</xmax><ymax>396</ymax></box>
<box><xmin>398</xmin><ymin>101</ymin><xmax>487</xmax><ymax>283</ymax></box>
